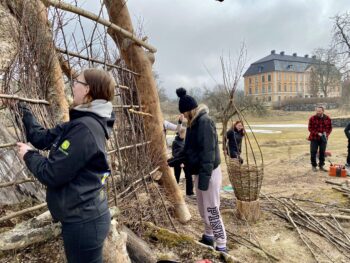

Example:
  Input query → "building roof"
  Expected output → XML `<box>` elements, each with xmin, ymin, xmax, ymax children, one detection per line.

<box><xmin>243</xmin><ymin>51</ymin><xmax>319</xmax><ymax>77</ymax></box>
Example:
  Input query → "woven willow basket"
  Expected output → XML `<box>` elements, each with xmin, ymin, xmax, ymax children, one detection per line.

<box><xmin>226</xmin><ymin>157</ymin><xmax>264</xmax><ymax>201</ymax></box>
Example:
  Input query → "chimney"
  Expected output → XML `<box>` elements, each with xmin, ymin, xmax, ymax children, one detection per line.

<box><xmin>271</xmin><ymin>50</ymin><xmax>276</xmax><ymax>54</ymax></box>
<box><xmin>280</xmin><ymin>51</ymin><xmax>285</xmax><ymax>55</ymax></box>
<box><xmin>312</xmin><ymin>55</ymin><xmax>316</xmax><ymax>59</ymax></box>
<box><xmin>293</xmin><ymin>53</ymin><xmax>297</xmax><ymax>57</ymax></box>
<box><xmin>304</xmin><ymin>54</ymin><xmax>309</xmax><ymax>58</ymax></box>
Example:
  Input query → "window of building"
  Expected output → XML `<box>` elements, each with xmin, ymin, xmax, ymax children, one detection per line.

<box><xmin>262</xmin><ymin>75</ymin><xmax>265</xmax><ymax>82</ymax></box>
<box><xmin>268</xmin><ymin>74</ymin><xmax>271</xmax><ymax>82</ymax></box>
<box><xmin>300</xmin><ymin>74</ymin><xmax>304</xmax><ymax>81</ymax></box>
<box><xmin>249</xmin><ymin>88</ymin><xmax>252</xmax><ymax>94</ymax></box>
<box><xmin>262</xmin><ymin>85</ymin><xmax>265</xmax><ymax>93</ymax></box>
<box><xmin>295</xmin><ymin>74</ymin><xmax>298</xmax><ymax>82</ymax></box>
<box><xmin>255</xmin><ymin>87</ymin><xmax>258</xmax><ymax>94</ymax></box>
<box><xmin>258</xmin><ymin>66</ymin><xmax>264</xmax><ymax>73</ymax></box>
<box><xmin>284</xmin><ymin>73</ymin><xmax>287</xmax><ymax>81</ymax></box>
<box><xmin>290</xmin><ymin>84</ymin><xmax>292</xmax><ymax>92</ymax></box>
<box><xmin>268</xmin><ymin>96</ymin><xmax>272</xmax><ymax>102</ymax></box>
<box><xmin>278</xmin><ymin>83</ymin><xmax>281</xmax><ymax>92</ymax></box>
<box><xmin>268</xmin><ymin>84</ymin><xmax>272</xmax><ymax>93</ymax></box>
<box><xmin>255</xmin><ymin>76</ymin><xmax>258</xmax><ymax>83</ymax></box>
<box><xmin>284</xmin><ymin>84</ymin><xmax>287</xmax><ymax>92</ymax></box>
<box><xmin>278</xmin><ymin>72</ymin><xmax>281</xmax><ymax>81</ymax></box>
<box><xmin>296</xmin><ymin>83</ymin><xmax>298</xmax><ymax>93</ymax></box>
<box><xmin>249</xmin><ymin>78</ymin><xmax>252</xmax><ymax>84</ymax></box>
<box><xmin>289</xmin><ymin>75</ymin><xmax>293</xmax><ymax>82</ymax></box>
<box><xmin>278</xmin><ymin>96</ymin><xmax>281</xmax><ymax>101</ymax></box>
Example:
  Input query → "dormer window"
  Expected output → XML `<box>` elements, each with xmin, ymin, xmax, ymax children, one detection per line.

<box><xmin>287</xmin><ymin>64</ymin><xmax>294</xmax><ymax>70</ymax></box>
<box><xmin>258</xmin><ymin>66</ymin><xmax>264</xmax><ymax>73</ymax></box>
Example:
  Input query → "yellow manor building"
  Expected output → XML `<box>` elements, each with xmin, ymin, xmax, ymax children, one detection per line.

<box><xmin>243</xmin><ymin>50</ymin><xmax>341</xmax><ymax>103</ymax></box>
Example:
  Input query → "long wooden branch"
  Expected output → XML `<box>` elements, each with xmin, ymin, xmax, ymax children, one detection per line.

<box><xmin>0</xmin><ymin>203</ymin><xmax>47</xmax><ymax>223</ymax></box>
<box><xmin>0</xmin><ymin>94</ymin><xmax>49</xmax><ymax>105</ymax></box>
<box><xmin>0</xmin><ymin>142</ymin><xmax>17</xmax><ymax>149</ymax></box>
<box><xmin>128</xmin><ymin>109</ymin><xmax>153</xmax><ymax>117</ymax></box>
<box><xmin>0</xmin><ymin>179</ymin><xmax>35</xmax><ymax>189</ymax></box>
<box><xmin>42</xmin><ymin>0</ymin><xmax>156</xmax><ymax>53</ymax></box>
<box><xmin>113</xmin><ymin>105</ymin><xmax>141</xmax><ymax>109</ymax></box>
<box><xmin>107</xmin><ymin>141</ymin><xmax>151</xmax><ymax>155</ymax></box>
<box><xmin>56</xmin><ymin>48</ymin><xmax>139</xmax><ymax>76</ymax></box>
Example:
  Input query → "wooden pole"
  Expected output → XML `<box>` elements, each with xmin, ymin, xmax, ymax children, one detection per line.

<box><xmin>103</xmin><ymin>0</ymin><xmax>191</xmax><ymax>223</ymax></box>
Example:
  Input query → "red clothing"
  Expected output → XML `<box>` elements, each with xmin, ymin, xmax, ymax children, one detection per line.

<box><xmin>308</xmin><ymin>114</ymin><xmax>332</xmax><ymax>141</ymax></box>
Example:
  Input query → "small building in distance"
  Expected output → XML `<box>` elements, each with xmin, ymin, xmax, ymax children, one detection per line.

<box><xmin>243</xmin><ymin>50</ymin><xmax>341</xmax><ymax>103</ymax></box>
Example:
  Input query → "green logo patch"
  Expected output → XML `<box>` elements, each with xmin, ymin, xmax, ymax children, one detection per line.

<box><xmin>61</xmin><ymin>140</ymin><xmax>70</xmax><ymax>150</ymax></box>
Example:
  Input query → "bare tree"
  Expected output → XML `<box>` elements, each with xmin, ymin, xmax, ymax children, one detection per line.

<box><xmin>215</xmin><ymin>43</ymin><xmax>249</xmax><ymax>153</ymax></box>
<box><xmin>309</xmin><ymin>47</ymin><xmax>341</xmax><ymax>98</ymax></box>
<box><xmin>333</xmin><ymin>12</ymin><xmax>350</xmax><ymax>55</ymax></box>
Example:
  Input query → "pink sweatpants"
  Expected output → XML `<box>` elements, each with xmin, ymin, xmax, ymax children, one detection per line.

<box><xmin>194</xmin><ymin>166</ymin><xmax>227</xmax><ymax>248</ymax></box>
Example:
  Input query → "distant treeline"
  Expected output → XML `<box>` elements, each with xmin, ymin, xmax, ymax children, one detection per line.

<box><xmin>273</xmin><ymin>97</ymin><xmax>341</xmax><ymax>111</ymax></box>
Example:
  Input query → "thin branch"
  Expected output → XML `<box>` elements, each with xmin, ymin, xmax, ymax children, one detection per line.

<box><xmin>42</xmin><ymin>0</ymin><xmax>157</xmax><ymax>53</ymax></box>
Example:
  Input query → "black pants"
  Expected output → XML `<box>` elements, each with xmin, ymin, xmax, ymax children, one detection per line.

<box><xmin>347</xmin><ymin>142</ymin><xmax>350</xmax><ymax>165</ymax></box>
<box><xmin>174</xmin><ymin>165</ymin><xmax>194</xmax><ymax>195</ymax></box>
<box><xmin>61</xmin><ymin>211</ymin><xmax>111</xmax><ymax>263</ymax></box>
<box><xmin>310</xmin><ymin>140</ymin><xmax>327</xmax><ymax>167</ymax></box>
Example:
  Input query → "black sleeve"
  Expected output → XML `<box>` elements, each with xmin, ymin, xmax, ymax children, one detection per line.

<box><xmin>345</xmin><ymin>123</ymin><xmax>350</xmax><ymax>140</ymax></box>
<box><xmin>23</xmin><ymin>122</ymin><xmax>97</xmax><ymax>188</ymax></box>
<box><xmin>20</xmin><ymin>103</ymin><xmax>63</xmax><ymax>150</ymax></box>
<box><xmin>197</xmin><ymin>118</ymin><xmax>216</xmax><ymax>190</ymax></box>
<box><xmin>226</xmin><ymin>130</ymin><xmax>233</xmax><ymax>141</ymax></box>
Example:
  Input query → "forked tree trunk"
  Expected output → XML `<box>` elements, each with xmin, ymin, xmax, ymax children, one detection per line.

<box><xmin>103</xmin><ymin>0</ymin><xmax>191</xmax><ymax>223</ymax></box>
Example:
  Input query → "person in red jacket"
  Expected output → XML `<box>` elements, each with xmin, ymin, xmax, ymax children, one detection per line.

<box><xmin>308</xmin><ymin>106</ymin><xmax>332</xmax><ymax>172</ymax></box>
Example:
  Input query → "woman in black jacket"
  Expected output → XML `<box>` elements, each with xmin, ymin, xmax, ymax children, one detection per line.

<box><xmin>226</xmin><ymin>120</ymin><xmax>245</xmax><ymax>162</ymax></box>
<box><xmin>176</xmin><ymin>87</ymin><xmax>227</xmax><ymax>252</ymax></box>
<box><xmin>10</xmin><ymin>68</ymin><xmax>115</xmax><ymax>263</ymax></box>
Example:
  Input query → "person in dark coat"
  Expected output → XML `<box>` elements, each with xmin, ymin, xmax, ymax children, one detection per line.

<box><xmin>226</xmin><ymin>120</ymin><xmax>245</xmax><ymax>163</ymax></box>
<box><xmin>172</xmin><ymin>126</ymin><xmax>194</xmax><ymax>196</ymax></box>
<box><xmin>175</xmin><ymin>87</ymin><xmax>227</xmax><ymax>252</ymax></box>
<box><xmin>344</xmin><ymin>122</ymin><xmax>350</xmax><ymax>167</ymax></box>
<box><xmin>308</xmin><ymin>106</ymin><xmax>332</xmax><ymax>172</ymax></box>
<box><xmin>7</xmin><ymin>68</ymin><xmax>115</xmax><ymax>263</ymax></box>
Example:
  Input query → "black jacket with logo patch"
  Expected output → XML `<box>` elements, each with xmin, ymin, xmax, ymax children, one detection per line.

<box><xmin>22</xmin><ymin>104</ymin><xmax>114</xmax><ymax>223</ymax></box>
<box><xmin>184</xmin><ymin>106</ymin><xmax>220</xmax><ymax>191</ymax></box>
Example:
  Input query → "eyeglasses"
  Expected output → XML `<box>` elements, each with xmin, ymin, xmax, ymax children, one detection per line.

<box><xmin>70</xmin><ymin>79</ymin><xmax>89</xmax><ymax>87</ymax></box>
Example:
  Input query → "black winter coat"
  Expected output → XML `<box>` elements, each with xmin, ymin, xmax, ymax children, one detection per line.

<box><xmin>172</xmin><ymin>135</ymin><xmax>185</xmax><ymax>158</ymax></box>
<box><xmin>184</xmin><ymin>107</ymin><xmax>220</xmax><ymax>191</ymax></box>
<box><xmin>226</xmin><ymin>128</ymin><xmax>243</xmax><ymax>158</ymax></box>
<box><xmin>22</xmin><ymin>105</ymin><xmax>114</xmax><ymax>223</ymax></box>
<box><xmin>345</xmin><ymin>122</ymin><xmax>350</xmax><ymax>140</ymax></box>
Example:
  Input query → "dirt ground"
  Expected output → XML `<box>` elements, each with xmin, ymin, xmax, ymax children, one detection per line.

<box><xmin>172</xmin><ymin>109</ymin><xmax>350</xmax><ymax>263</ymax></box>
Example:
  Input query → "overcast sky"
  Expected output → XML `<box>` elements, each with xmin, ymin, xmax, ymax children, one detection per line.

<box><xmin>87</xmin><ymin>0</ymin><xmax>350</xmax><ymax>98</ymax></box>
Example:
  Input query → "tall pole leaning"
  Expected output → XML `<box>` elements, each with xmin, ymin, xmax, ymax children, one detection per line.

<box><xmin>103</xmin><ymin>0</ymin><xmax>191</xmax><ymax>223</ymax></box>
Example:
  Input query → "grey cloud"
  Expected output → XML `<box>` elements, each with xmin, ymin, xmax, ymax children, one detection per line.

<box><xmin>83</xmin><ymin>0</ymin><xmax>350</xmax><ymax>97</ymax></box>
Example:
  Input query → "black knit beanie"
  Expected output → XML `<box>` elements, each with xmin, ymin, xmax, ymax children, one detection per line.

<box><xmin>176</xmin><ymin>87</ymin><xmax>198</xmax><ymax>113</ymax></box>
